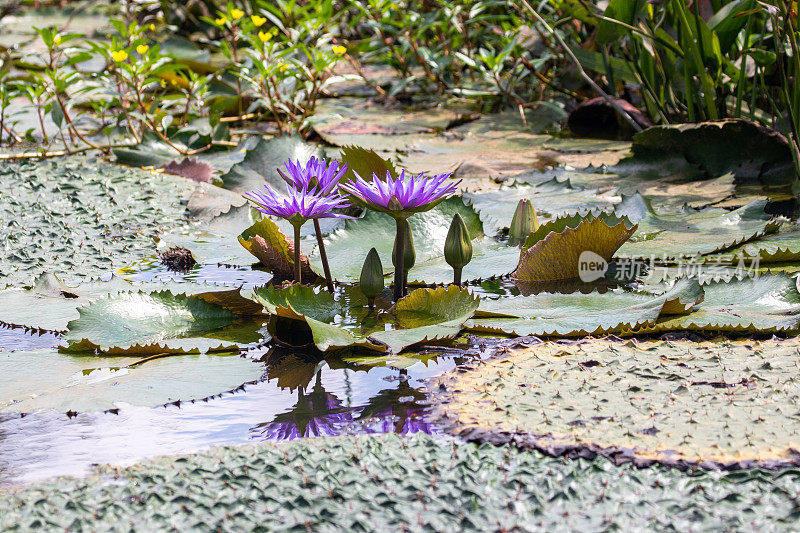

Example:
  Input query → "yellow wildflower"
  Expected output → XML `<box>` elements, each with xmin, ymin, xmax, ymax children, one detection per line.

<box><xmin>54</xmin><ymin>36</ymin><xmax>62</xmax><ymax>46</ymax></box>
<box><xmin>215</xmin><ymin>16</ymin><xmax>227</xmax><ymax>25</ymax></box>
<box><xmin>111</xmin><ymin>50</ymin><xmax>128</xmax><ymax>62</ymax></box>
<box><xmin>136</xmin><ymin>44</ymin><xmax>149</xmax><ymax>55</ymax></box>
<box><xmin>231</xmin><ymin>8</ymin><xmax>244</xmax><ymax>20</ymax></box>
<box><xmin>149</xmin><ymin>24</ymin><xmax>156</xmax><ymax>31</ymax></box>
<box><xmin>332</xmin><ymin>45</ymin><xmax>346</xmax><ymax>56</ymax></box>
<box><xmin>258</xmin><ymin>30</ymin><xmax>272</xmax><ymax>43</ymax></box>
<box><xmin>252</xmin><ymin>15</ymin><xmax>266</xmax><ymax>27</ymax></box>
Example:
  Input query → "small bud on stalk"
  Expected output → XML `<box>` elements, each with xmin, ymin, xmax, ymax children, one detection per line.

<box><xmin>360</xmin><ymin>248</ymin><xmax>384</xmax><ymax>308</ymax></box>
<box><xmin>509</xmin><ymin>198</ymin><xmax>539</xmax><ymax>245</ymax></box>
<box><xmin>444</xmin><ymin>213</ymin><xmax>473</xmax><ymax>286</ymax></box>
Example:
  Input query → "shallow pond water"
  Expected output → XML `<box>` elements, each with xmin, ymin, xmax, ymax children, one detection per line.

<box><xmin>0</xmin><ymin>265</ymin><xmax>499</xmax><ymax>488</ymax></box>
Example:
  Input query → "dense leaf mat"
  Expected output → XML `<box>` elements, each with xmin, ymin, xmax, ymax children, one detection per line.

<box><xmin>3</xmin><ymin>434</ymin><xmax>800</xmax><ymax>531</ymax></box>
<box><xmin>0</xmin><ymin>157</ymin><xmax>192</xmax><ymax>287</ymax></box>
<box><xmin>431</xmin><ymin>338</ymin><xmax>800</xmax><ymax>468</ymax></box>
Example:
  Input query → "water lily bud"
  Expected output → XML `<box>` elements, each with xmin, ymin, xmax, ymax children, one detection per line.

<box><xmin>360</xmin><ymin>248</ymin><xmax>384</xmax><ymax>307</ymax></box>
<box><xmin>392</xmin><ymin>219</ymin><xmax>415</xmax><ymax>272</ymax></box>
<box><xmin>509</xmin><ymin>198</ymin><xmax>539</xmax><ymax>244</ymax></box>
<box><xmin>445</xmin><ymin>213</ymin><xmax>472</xmax><ymax>285</ymax></box>
<box><xmin>445</xmin><ymin>213</ymin><xmax>472</xmax><ymax>269</ymax></box>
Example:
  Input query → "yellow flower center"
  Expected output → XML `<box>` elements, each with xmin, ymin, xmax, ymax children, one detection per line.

<box><xmin>252</xmin><ymin>15</ymin><xmax>266</xmax><ymax>27</ymax></box>
<box><xmin>332</xmin><ymin>45</ymin><xmax>346</xmax><ymax>56</ymax></box>
<box><xmin>111</xmin><ymin>50</ymin><xmax>128</xmax><ymax>62</ymax></box>
<box><xmin>231</xmin><ymin>8</ymin><xmax>244</xmax><ymax>20</ymax></box>
<box><xmin>136</xmin><ymin>44</ymin><xmax>149</xmax><ymax>55</ymax></box>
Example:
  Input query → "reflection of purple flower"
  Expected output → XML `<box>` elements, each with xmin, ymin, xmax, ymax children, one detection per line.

<box><xmin>280</xmin><ymin>157</ymin><xmax>347</xmax><ymax>195</ymax></box>
<box><xmin>340</xmin><ymin>169</ymin><xmax>459</xmax><ymax>217</ymax></box>
<box><xmin>243</xmin><ymin>184</ymin><xmax>353</xmax><ymax>224</ymax></box>
<box><xmin>361</xmin><ymin>405</ymin><xmax>436</xmax><ymax>436</ymax></box>
<box><xmin>255</xmin><ymin>374</ymin><xmax>353</xmax><ymax>441</ymax></box>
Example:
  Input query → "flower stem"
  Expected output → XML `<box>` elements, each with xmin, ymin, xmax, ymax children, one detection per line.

<box><xmin>393</xmin><ymin>217</ymin><xmax>406</xmax><ymax>301</ymax></box>
<box><xmin>313</xmin><ymin>218</ymin><xmax>334</xmax><ymax>293</ymax></box>
<box><xmin>293</xmin><ymin>223</ymin><xmax>302</xmax><ymax>284</ymax></box>
<box><xmin>453</xmin><ymin>267</ymin><xmax>462</xmax><ymax>287</ymax></box>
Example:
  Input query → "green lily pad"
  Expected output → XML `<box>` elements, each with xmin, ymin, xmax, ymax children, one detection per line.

<box><xmin>219</xmin><ymin>136</ymin><xmax>323</xmax><ymax>193</ymax></box>
<box><xmin>515</xmin><ymin>212</ymin><xmax>637</xmax><ymax>282</ymax></box>
<box><xmin>615</xmin><ymin>194</ymin><xmax>782</xmax><ymax>260</ymax></box>
<box><xmin>250</xmin><ymin>284</ymin><xmax>478</xmax><ymax>353</ymax></box>
<box><xmin>464</xmin><ymin>177</ymin><xmax>620</xmax><ymax>235</ymax></box>
<box><xmin>714</xmin><ymin>221</ymin><xmax>800</xmax><ymax>264</ymax></box>
<box><xmin>310</xmin><ymin>196</ymin><xmax>520</xmax><ymax>284</ymax></box>
<box><xmin>468</xmin><ymin>277</ymin><xmax>703</xmax><ymax>337</ymax></box>
<box><xmin>62</xmin><ymin>291</ymin><xmax>258</xmax><ymax>354</ymax></box>
<box><xmin>649</xmin><ymin>273</ymin><xmax>800</xmax><ymax>333</ymax></box>
<box><xmin>0</xmin><ymin>349</ymin><xmax>264</xmax><ymax>414</ymax></box>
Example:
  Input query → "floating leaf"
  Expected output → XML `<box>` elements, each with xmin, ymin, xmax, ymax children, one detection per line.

<box><xmin>631</xmin><ymin>119</ymin><xmax>795</xmax><ymax>183</ymax></box>
<box><xmin>339</xmin><ymin>145</ymin><xmax>398</xmax><ymax>182</ymax></box>
<box><xmin>62</xmin><ymin>291</ymin><xmax>260</xmax><ymax>354</ymax></box>
<box><xmin>310</xmin><ymin>196</ymin><xmax>520</xmax><ymax>284</ymax></box>
<box><xmin>162</xmin><ymin>157</ymin><xmax>216</xmax><ymax>183</ymax></box>
<box><xmin>370</xmin><ymin>286</ymin><xmax>479</xmax><ymax>353</ymax></box>
<box><xmin>0</xmin><ymin>349</ymin><xmax>264</xmax><ymax>413</ymax></box>
<box><xmin>649</xmin><ymin>273</ymin><xmax>800</xmax><ymax>333</ymax></box>
<box><xmin>431</xmin><ymin>337</ymin><xmax>800</xmax><ymax>465</ymax></box>
<box><xmin>0</xmin><ymin>157</ymin><xmax>191</xmax><ymax>287</ymax></box>
<box><xmin>464</xmin><ymin>177</ymin><xmax>620</xmax><ymax>235</ymax></box>
<box><xmin>514</xmin><ymin>212</ymin><xmax>637</xmax><ymax>282</ymax></box>
<box><xmin>615</xmin><ymin>194</ymin><xmax>782</xmax><ymax>260</ymax></box>
<box><xmin>468</xmin><ymin>278</ymin><xmax>703</xmax><ymax>337</ymax></box>
<box><xmin>220</xmin><ymin>136</ymin><xmax>322</xmax><ymax>193</ymax></box>
<box><xmin>714</xmin><ymin>221</ymin><xmax>800</xmax><ymax>264</ymax></box>
<box><xmin>250</xmin><ymin>284</ymin><xmax>477</xmax><ymax>353</ymax></box>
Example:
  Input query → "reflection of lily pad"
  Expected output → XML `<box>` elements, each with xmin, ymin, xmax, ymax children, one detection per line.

<box><xmin>0</xmin><ymin>349</ymin><xmax>264</xmax><ymax>414</ymax></box>
<box><xmin>311</xmin><ymin>196</ymin><xmax>519</xmax><ymax>284</ymax></box>
<box><xmin>515</xmin><ymin>212</ymin><xmax>637</xmax><ymax>282</ymax></box>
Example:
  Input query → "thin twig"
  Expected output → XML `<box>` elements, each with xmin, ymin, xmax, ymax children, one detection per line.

<box><xmin>517</xmin><ymin>0</ymin><xmax>644</xmax><ymax>133</ymax></box>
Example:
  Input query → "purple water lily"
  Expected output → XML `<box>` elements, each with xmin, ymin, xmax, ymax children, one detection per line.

<box><xmin>244</xmin><ymin>183</ymin><xmax>352</xmax><ymax>284</ymax></box>
<box><xmin>279</xmin><ymin>157</ymin><xmax>347</xmax><ymax>195</ymax></box>
<box><xmin>340</xmin><ymin>169</ymin><xmax>459</xmax><ymax>216</ymax></box>
<box><xmin>244</xmin><ymin>183</ymin><xmax>351</xmax><ymax>222</ymax></box>
<box><xmin>275</xmin><ymin>157</ymin><xmax>349</xmax><ymax>292</ymax></box>
<box><xmin>340</xmin><ymin>169</ymin><xmax>460</xmax><ymax>300</ymax></box>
